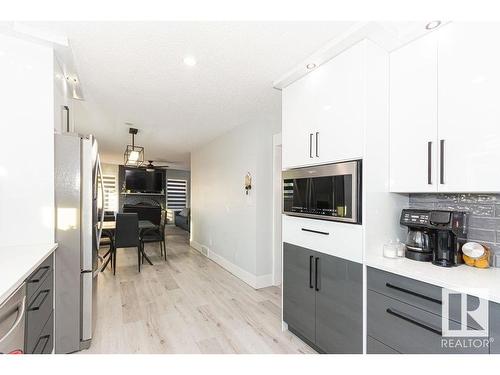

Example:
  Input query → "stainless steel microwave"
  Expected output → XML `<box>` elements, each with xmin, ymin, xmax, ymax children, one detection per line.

<box><xmin>283</xmin><ymin>160</ymin><xmax>362</xmax><ymax>224</ymax></box>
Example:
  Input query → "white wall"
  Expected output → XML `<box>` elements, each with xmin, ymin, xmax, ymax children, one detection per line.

<box><xmin>0</xmin><ymin>34</ymin><xmax>55</xmax><ymax>246</ymax></box>
<box><xmin>191</xmin><ymin>114</ymin><xmax>280</xmax><ymax>288</ymax></box>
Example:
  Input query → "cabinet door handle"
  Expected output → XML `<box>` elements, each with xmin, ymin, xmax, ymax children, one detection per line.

<box><xmin>309</xmin><ymin>256</ymin><xmax>314</xmax><ymax>289</ymax></box>
<box><xmin>309</xmin><ymin>133</ymin><xmax>313</xmax><ymax>158</ymax></box>
<box><xmin>28</xmin><ymin>266</ymin><xmax>50</xmax><ymax>283</ymax></box>
<box><xmin>386</xmin><ymin>308</ymin><xmax>442</xmax><ymax>335</ymax></box>
<box><xmin>301</xmin><ymin>228</ymin><xmax>329</xmax><ymax>235</ymax></box>
<box><xmin>427</xmin><ymin>141</ymin><xmax>432</xmax><ymax>185</ymax></box>
<box><xmin>314</xmin><ymin>257</ymin><xmax>320</xmax><ymax>291</ymax></box>
<box><xmin>315</xmin><ymin>132</ymin><xmax>319</xmax><ymax>157</ymax></box>
<box><xmin>32</xmin><ymin>334</ymin><xmax>50</xmax><ymax>354</ymax></box>
<box><xmin>385</xmin><ymin>282</ymin><xmax>442</xmax><ymax>305</ymax></box>
<box><xmin>28</xmin><ymin>289</ymin><xmax>50</xmax><ymax>311</ymax></box>
<box><xmin>440</xmin><ymin>139</ymin><xmax>445</xmax><ymax>184</ymax></box>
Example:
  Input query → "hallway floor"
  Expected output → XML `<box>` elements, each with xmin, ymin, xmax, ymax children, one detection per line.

<box><xmin>83</xmin><ymin>226</ymin><xmax>315</xmax><ymax>354</ymax></box>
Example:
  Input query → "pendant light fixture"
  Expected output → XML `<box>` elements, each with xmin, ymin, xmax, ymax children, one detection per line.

<box><xmin>123</xmin><ymin>127</ymin><xmax>144</xmax><ymax>167</ymax></box>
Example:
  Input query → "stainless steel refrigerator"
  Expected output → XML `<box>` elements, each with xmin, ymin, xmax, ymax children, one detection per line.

<box><xmin>54</xmin><ymin>133</ymin><xmax>104</xmax><ymax>353</ymax></box>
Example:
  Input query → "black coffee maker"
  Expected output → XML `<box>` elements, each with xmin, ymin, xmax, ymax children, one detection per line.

<box><xmin>400</xmin><ymin>209</ymin><xmax>467</xmax><ymax>267</ymax></box>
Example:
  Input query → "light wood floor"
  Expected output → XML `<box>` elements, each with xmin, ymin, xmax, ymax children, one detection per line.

<box><xmin>82</xmin><ymin>226</ymin><xmax>315</xmax><ymax>354</ymax></box>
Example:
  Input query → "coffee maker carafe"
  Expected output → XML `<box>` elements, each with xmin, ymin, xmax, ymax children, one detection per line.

<box><xmin>400</xmin><ymin>209</ymin><xmax>467</xmax><ymax>267</ymax></box>
<box><xmin>400</xmin><ymin>209</ymin><xmax>434</xmax><ymax>262</ymax></box>
<box><xmin>428</xmin><ymin>210</ymin><xmax>466</xmax><ymax>267</ymax></box>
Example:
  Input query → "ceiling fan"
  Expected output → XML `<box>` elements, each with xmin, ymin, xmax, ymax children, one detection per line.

<box><xmin>143</xmin><ymin>160</ymin><xmax>170</xmax><ymax>172</ymax></box>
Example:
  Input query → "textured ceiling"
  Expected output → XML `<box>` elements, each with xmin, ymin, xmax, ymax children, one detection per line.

<box><xmin>28</xmin><ymin>21</ymin><xmax>354</xmax><ymax>169</ymax></box>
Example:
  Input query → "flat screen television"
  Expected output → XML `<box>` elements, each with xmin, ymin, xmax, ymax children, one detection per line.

<box><xmin>124</xmin><ymin>169</ymin><xmax>164</xmax><ymax>193</ymax></box>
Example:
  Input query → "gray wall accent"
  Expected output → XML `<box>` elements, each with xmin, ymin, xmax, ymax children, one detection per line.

<box><xmin>409</xmin><ymin>193</ymin><xmax>500</xmax><ymax>267</ymax></box>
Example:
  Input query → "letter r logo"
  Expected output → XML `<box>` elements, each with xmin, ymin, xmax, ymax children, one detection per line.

<box><xmin>442</xmin><ymin>288</ymin><xmax>489</xmax><ymax>338</ymax></box>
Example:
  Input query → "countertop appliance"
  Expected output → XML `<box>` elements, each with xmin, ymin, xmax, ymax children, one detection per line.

<box><xmin>0</xmin><ymin>283</ymin><xmax>26</xmax><ymax>354</ymax></box>
<box><xmin>283</xmin><ymin>160</ymin><xmax>361</xmax><ymax>224</ymax></box>
<box><xmin>400</xmin><ymin>209</ymin><xmax>467</xmax><ymax>267</ymax></box>
<box><xmin>54</xmin><ymin>133</ymin><xmax>104</xmax><ymax>353</ymax></box>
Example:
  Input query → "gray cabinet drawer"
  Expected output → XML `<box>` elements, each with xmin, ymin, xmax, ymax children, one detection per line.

<box><xmin>31</xmin><ymin>312</ymin><xmax>53</xmax><ymax>354</ymax></box>
<box><xmin>368</xmin><ymin>267</ymin><xmax>442</xmax><ymax>314</ymax></box>
<box><xmin>367</xmin><ymin>336</ymin><xmax>400</xmax><ymax>354</ymax></box>
<box><xmin>27</xmin><ymin>254</ymin><xmax>53</xmax><ymax>302</ymax></box>
<box><xmin>367</xmin><ymin>290</ymin><xmax>488</xmax><ymax>354</ymax></box>
<box><xmin>490</xmin><ymin>302</ymin><xmax>500</xmax><ymax>354</ymax></box>
<box><xmin>26</xmin><ymin>271</ymin><xmax>53</xmax><ymax>354</ymax></box>
<box><xmin>367</xmin><ymin>267</ymin><xmax>483</xmax><ymax>331</ymax></box>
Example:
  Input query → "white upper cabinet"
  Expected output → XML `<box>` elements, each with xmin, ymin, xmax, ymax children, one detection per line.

<box><xmin>438</xmin><ymin>23</ymin><xmax>500</xmax><ymax>192</ymax></box>
<box><xmin>390</xmin><ymin>22</ymin><xmax>500</xmax><ymax>193</ymax></box>
<box><xmin>314</xmin><ymin>42</ymin><xmax>364</xmax><ymax>165</ymax></box>
<box><xmin>282</xmin><ymin>41</ymin><xmax>365</xmax><ymax>170</ymax></box>
<box><xmin>389</xmin><ymin>32</ymin><xmax>438</xmax><ymax>192</ymax></box>
<box><xmin>282</xmin><ymin>75</ymin><xmax>316</xmax><ymax>169</ymax></box>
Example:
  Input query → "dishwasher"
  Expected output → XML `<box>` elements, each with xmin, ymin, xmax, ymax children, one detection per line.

<box><xmin>0</xmin><ymin>283</ymin><xmax>26</xmax><ymax>354</ymax></box>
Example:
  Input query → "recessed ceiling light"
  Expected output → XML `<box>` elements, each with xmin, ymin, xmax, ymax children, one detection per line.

<box><xmin>425</xmin><ymin>20</ymin><xmax>441</xmax><ymax>30</ymax></box>
<box><xmin>306</xmin><ymin>63</ymin><xmax>317</xmax><ymax>70</ymax></box>
<box><xmin>183</xmin><ymin>56</ymin><xmax>197</xmax><ymax>67</ymax></box>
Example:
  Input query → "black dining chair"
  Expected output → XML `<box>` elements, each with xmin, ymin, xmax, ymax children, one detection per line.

<box><xmin>100</xmin><ymin>231</ymin><xmax>115</xmax><ymax>272</ymax></box>
<box><xmin>140</xmin><ymin>210</ymin><xmax>167</xmax><ymax>261</ymax></box>
<box><xmin>114</xmin><ymin>213</ymin><xmax>142</xmax><ymax>273</ymax></box>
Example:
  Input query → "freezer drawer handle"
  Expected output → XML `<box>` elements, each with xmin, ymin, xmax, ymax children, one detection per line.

<box><xmin>32</xmin><ymin>335</ymin><xmax>50</xmax><ymax>354</ymax></box>
<box><xmin>301</xmin><ymin>228</ymin><xmax>329</xmax><ymax>236</ymax></box>
<box><xmin>0</xmin><ymin>296</ymin><xmax>26</xmax><ymax>344</ymax></box>
<box><xmin>28</xmin><ymin>290</ymin><xmax>50</xmax><ymax>311</ymax></box>
<box><xmin>386</xmin><ymin>308</ymin><xmax>442</xmax><ymax>335</ymax></box>
<box><xmin>28</xmin><ymin>266</ymin><xmax>50</xmax><ymax>283</ymax></box>
<box><xmin>385</xmin><ymin>282</ymin><xmax>442</xmax><ymax>305</ymax></box>
<box><xmin>309</xmin><ymin>256</ymin><xmax>314</xmax><ymax>289</ymax></box>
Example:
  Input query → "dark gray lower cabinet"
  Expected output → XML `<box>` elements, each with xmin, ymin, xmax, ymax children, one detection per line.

<box><xmin>367</xmin><ymin>336</ymin><xmax>400</xmax><ymax>354</ymax></box>
<box><xmin>283</xmin><ymin>243</ymin><xmax>316</xmax><ymax>344</ymax></box>
<box><xmin>315</xmin><ymin>253</ymin><xmax>363</xmax><ymax>353</ymax></box>
<box><xmin>25</xmin><ymin>253</ymin><xmax>54</xmax><ymax>354</ymax></box>
<box><xmin>490</xmin><ymin>302</ymin><xmax>500</xmax><ymax>354</ymax></box>
<box><xmin>283</xmin><ymin>242</ymin><xmax>363</xmax><ymax>353</ymax></box>
<box><xmin>367</xmin><ymin>267</ymin><xmax>489</xmax><ymax>354</ymax></box>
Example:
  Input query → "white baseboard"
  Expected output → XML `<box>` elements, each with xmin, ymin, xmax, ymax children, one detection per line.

<box><xmin>189</xmin><ymin>240</ymin><xmax>208</xmax><ymax>256</ymax></box>
<box><xmin>192</xmin><ymin>244</ymin><xmax>273</xmax><ymax>290</ymax></box>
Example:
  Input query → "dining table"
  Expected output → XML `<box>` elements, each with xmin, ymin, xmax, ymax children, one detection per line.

<box><xmin>99</xmin><ymin>219</ymin><xmax>158</xmax><ymax>270</ymax></box>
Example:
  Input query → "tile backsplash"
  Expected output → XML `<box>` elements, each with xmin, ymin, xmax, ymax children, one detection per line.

<box><xmin>409</xmin><ymin>193</ymin><xmax>500</xmax><ymax>267</ymax></box>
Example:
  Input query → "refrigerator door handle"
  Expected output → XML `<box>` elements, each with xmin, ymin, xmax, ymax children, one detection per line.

<box><xmin>80</xmin><ymin>271</ymin><xmax>92</xmax><ymax>342</ymax></box>
<box><xmin>96</xmin><ymin>154</ymin><xmax>105</xmax><ymax>247</ymax></box>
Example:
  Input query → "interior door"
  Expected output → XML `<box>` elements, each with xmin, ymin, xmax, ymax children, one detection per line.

<box><xmin>315</xmin><ymin>254</ymin><xmax>363</xmax><ymax>353</ymax></box>
<box><xmin>389</xmin><ymin>31</ymin><xmax>438</xmax><ymax>192</ymax></box>
<box><xmin>283</xmin><ymin>242</ymin><xmax>316</xmax><ymax>344</ymax></box>
<box><xmin>438</xmin><ymin>22</ymin><xmax>500</xmax><ymax>192</ymax></box>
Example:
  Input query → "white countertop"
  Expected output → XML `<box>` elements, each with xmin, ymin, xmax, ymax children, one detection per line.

<box><xmin>0</xmin><ymin>243</ymin><xmax>58</xmax><ymax>304</ymax></box>
<box><xmin>366</xmin><ymin>253</ymin><xmax>500</xmax><ymax>304</ymax></box>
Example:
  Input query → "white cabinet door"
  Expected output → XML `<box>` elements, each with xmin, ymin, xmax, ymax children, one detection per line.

<box><xmin>282</xmin><ymin>76</ymin><xmax>316</xmax><ymax>169</ymax></box>
<box><xmin>315</xmin><ymin>42</ymin><xmax>364</xmax><ymax>164</ymax></box>
<box><xmin>389</xmin><ymin>32</ymin><xmax>438</xmax><ymax>192</ymax></box>
<box><xmin>438</xmin><ymin>23</ymin><xmax>500</xmax><ymax>192</ymax></box>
